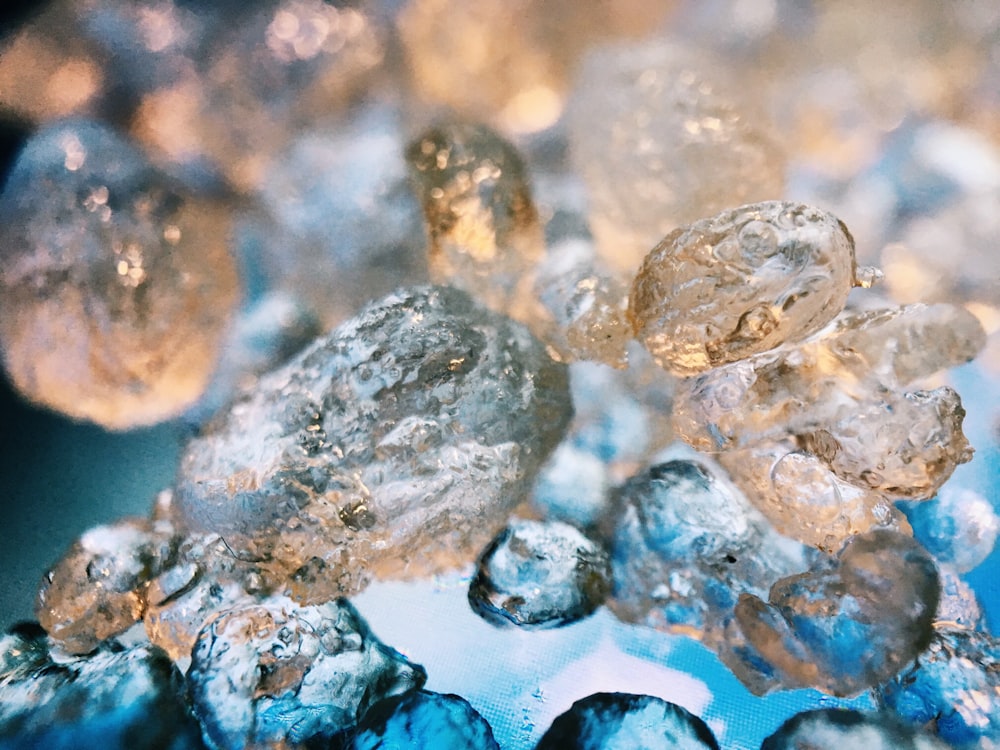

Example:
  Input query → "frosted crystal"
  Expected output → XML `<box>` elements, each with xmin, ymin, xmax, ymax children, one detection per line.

<box><xmin>628</xmin><ymin>201</ymin><xmax>858</xmax><ymax>375</ymax></box>
<box><xmin>879</xmin><ymin>627</ymin><xmax>1000</xmax><ymax>749</ymax></box>
<box><xmin>0</xmin><ymin>626</ymin><xmax>203</xmax><ymax>749</ymax></box>
<box><xmin>674</xmin><ymin>305</ymin><xmax>981</xmax><ymax>500</ymax></box>
<box><xmin>250</xmin><ymin>106</ymin><xmax>428</xmax><ymax>328</ymax></box>
<box><xmin>405</xmin><ymin>124</ymin><xmax>546</xmax><ymax>328</ymax></box>
<box><xmin>468</xmin><ymin>519</ymin><xmax>611</xmax><ymax>629</ymax></box>
<box><xmin>345</xmin><ymin>690</ymin><xmax>500</xmax><ymax>750</ymax></box>
<box><xmin>35</xmin><ymin>517</ymin><xmax>177</xmax><ymax>655</ymax></box>
<box><xmin>761</xmin><ymin>708</ymin><xmax>952</xmax><ymax>750</ymax></box>
<box><xmin>535</xmin><ymin>692</ymin><xmax>719</xmax><ymax>750</ymax></box>
<box><xmin>535</xmin><ymin>237</ymin><xmax>633</xmax><ymax>367</ymax></box>
<box><xmin>733</xmin><ymin>530</ymin><xmax>939</xmax><ymax>696</ymax></box>
<box><xmin>717</xmin><ymin>442</ymin><xmax>909</xmax><ymax>552</ymax></box>
<box><xmin>901</xmin><ymin>486</ymin><xmax>1000</xmax><ymax>573</ymax></box>
<box><xmin>531</xmin><ymin>442</ymin><xmax>611</xmax><ymax>529</ymax></box>
<box><xmin>606</xmin><ymin>459</ymin><xmax>811</xmax><ymax>693</ymax></box>
<box><xmin>567</xmin><ymin>41</ymin><xmax>786</xmax><ymax>273</ymax></box>
<box><xmin>187</xmin><ymin>596</ymin><xmax>425</xmax><ymax>750</ymax></box>
<box><xmin>934</xmin><ymin>565</ymin><xmax>986</xmax><ymax>630</ymax></box>
<box><xmin>175</xmin><ymin>286</ymin><xmax>572</xmax><ymax>600</ymax></box>
<box><xmin>0</xmin><ymin>120</ymin><xmax>239</xmax><ymax>429</ymax></box>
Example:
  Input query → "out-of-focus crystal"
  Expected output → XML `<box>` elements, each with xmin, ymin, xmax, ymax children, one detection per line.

<box><xmin>346</xmin><ymin>690</ymin><xmax>500</xmax><ymax>750</ymax></box>
<box><xmin>468</xmin><ymin>519</ymin><xmax>611</xmax><ymax>629</ymax></box>
<box><xmin>760</xmin><ymin>708</ymin><xmax>953</xmax><ymax>750</ymax></box>
<box><xmin>187</xmin><ymin>596</ymin><xmax>425</xmax><ymax>750</ymax></box>
<box><xmin>0</xmin><ymin>626</ymin><xmax>203</xmax><ymax>749</ymax></box>
<box><xmin>405</xmin><ymin>123</ymin><xmax>546</xmax><ymax>328</ymax></box>
<box><xmin>175</xmin><ymin>286</ymin><xmax>572</xmax><ymax>600</ymax></box>
<box><xmin>606</xmin><ymin>459</ymin><xmax>811</xmax><ymax>694</ymax></box>
<box><xmin>535</xmin><ymin>692</ymin><xmax>720</xmax><ymax>750</ymax></box>
<box><xmin>628</xmin><ymin>201</ymin><xmax>858</xmax><ymax>375</ymax></box>
<box><xmin>717</xmin><ymin>442</ymin><xmax>908</xmax><ymax>552</ymax></box>
<box><xmin>934</xmin><ymin>565</ymin><xmax>986</xmax><ymax>630</ymax></box>
<box><xmin>901</xmin><ymin>486</ymin><xmax>1000</xmax><ymax>573</ymax></box>
<box><xmin>0</xmin><ymin>119</ymin><xmax>239</xmax><ymax>429</ymax></box>
<box><xmin>879</xmin><ymin>626</ymin><xmax>1000</xmax><ymax>749</ymax></box>
<box><xmin>733</xmin><ymin>530</ymin><xmax>939</xmax><ymax>696</ymax></box>
<box><xmin>567</xmin><ymin>41</ymin><xmax>786</xmax><ymax>273</ymax></box>
<box><xmin>36</xmin><ymin>517</ymin><xmax>177</xmax><ymax>655</ymax></box>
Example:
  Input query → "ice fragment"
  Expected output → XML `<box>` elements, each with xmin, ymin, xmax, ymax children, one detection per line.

<box><xmin>187</xmin><ymin>596</ymin><xmax>426</xmax><ymax>750</ymax></box>
<box><xmin>469</xmin><ymin>519</ymin><xmax>611</xmax><ymax>629</ymax></box>
<box><xmin>535</xmin><ymin>692</ymin><xmax>720</xmax><ymax>750</ymax></box>
<box><xmin>900</xmin><ymin>486</ymin><xmax>1000</xmax><ymax>573</ymax></box>
<box><xmin>760</xmin><ymin>708</ymin><xmax>952</xmax><ymax>750</ymax></box>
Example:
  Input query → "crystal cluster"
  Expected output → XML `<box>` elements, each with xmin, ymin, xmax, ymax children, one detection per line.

<box><xmin>0</xmin><ymin>119</ymin><xmax>239</xmax><ymax>429</ymax></box>
<box><xmin>174</xmin><ymin>285</ymin><xmax>572</xmax><ymax>600</ymax></box>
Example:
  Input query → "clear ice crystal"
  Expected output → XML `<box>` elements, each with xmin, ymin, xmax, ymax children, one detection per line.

<box><xmin>187</xmin><ymin>596</ymin><xmax>426</xmax><ymax>750</ymax></box>
<box><xmin>468</xmin><ymin>519</ymin><xmax>611</xmax><ymax>630</ymax></box>
<box><xmin>901</xmin><ymin>486</ymin><xmax>1000</xmax><ymax>573</ymax></box>
<box><xmin>606</xmin><ymin>459</ymin><xmax>811</xmax><ymax>693</ymax></box>
<box><xmin>674</xmin><ymin>304</ymin><xmax>981</xmax><ymax>501</ymax></box>
<box><xmin>733</xmin><ymin>530</ymin><xmax>940</xmax><ymax>696</ymax></box>
<box><xmin>628</xmin><ymin>201</ymin><xmax>858</xmax><ymax>375</ymax></box>
<box><xmin>36</xmin><ymin>517</ymin><xmax>177</xmax><ymax>655</ymax></box>
<box><xmin>879</xmin><ymin>626</ymin><xmax>1000</xmax><ymax>749</ymax></box>
<box><xmin>0</xmin><ymin>625</ymin><xmax>203</xmax><ymax>749</ymax></box>
<box><xmin>405</xmin><ymin>124</ymin><xmax>546</xmax><ymax>326</ymax></box>
<box><xmin>0</xmin><ymin>119</ymin><xmax>240</xmax><ymax>429</ymax></box>
<box><xmin>534</xmin><ymin>692</ymin><xmax>720</xmax><ymax>750</ymax></box>
<box><xmin>175</xmin><ymin>286</ymin><xmax>572</xmax><ymax>600</ymax></box>
<box><xmin>344</xmin><ymin>690</ymin><xmax>500</xmax><ymax>750</ymax></box>
<box><xmin>567</xmin><ymin>40</ymin><xmax>786</xmax><ymax>273</ymax></box>
<box><xmin>760</xmin><ymin>708</ymin><xmax>953</xmax><ymax>750</ymax></box>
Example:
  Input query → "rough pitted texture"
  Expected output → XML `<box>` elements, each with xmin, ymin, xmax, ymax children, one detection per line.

<box><xmin>718</xmin><ymin>442</ymin><xmax>909</xmax><ymax>552</ymax></box>
<box><xmin>468</xmin><ymin>519</ymin><xmax>611</xmax><ymax>629</ymax></box>
<box><xmin>606</xmin><ymin>459</ymin><xmax>811</xmax><ymax>694</ymax></box>
<box><xmin>0</xmin><ymin>625</ymin><xmax>203</xmax><ymax>750</ymax></box>
<box><xmin>187</xmin><ymin>597</ymin><xmax>425</xmax><ymax>750</ymax></box>
<box><xmin>406</xmin><ymin>124</ymin><xmax>547</xmax><ymax>328</ymax></box>
<box><xmin>175</xmin><ymin>286</ymin><xmax>572</xmax><ymax>600</ymax></box>
<box><xmin>628</xmin><ymin>201</ymin><xmax>858</xmax><ymax>375</ymax></box>
<box><xmin>674</xmin><ymin>305</ymin><xmax>980</xmax><ymax>500</ymax></box>
<box><xmin>879</xmin><ymin>627</ymin><xmax>1000</xmax><ymax>749</ymax></box>
<box><xmin>36</xmin><ymin>517</ymin><xmax>177</xmax><ymax>655</ymax></box>
<box><xmin>733</xmin><ymin>530</ymin><xmax>940</xmax><ymax>696</ymax></box>
<box><xmin>535</xmin><ymin>693</ymin><xmax>720</xmax><ymax>750</ymax></box>
<box><xmin>760</xmin><ymin>708</ymin><xmax>953</xmax><ymax>750</ymax></box>
<box><xmin>0</xmin><ymin>119</ymin><xmax>239</xmax><ymax>429</ymax></box>
<box><xmin>567</xmin><ymin>41</ymin><xmax>786</xmax><ymax>273</ymax></box>
<box><xmin>343</xmin><ymin>690</ymin><xmax>500</xmax><ymax>750</ymax></box>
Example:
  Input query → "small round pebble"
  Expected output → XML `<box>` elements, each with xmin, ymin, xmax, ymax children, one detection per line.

<box><xmin>468</xmin><ymin>519</ymin><xmax>611</xmax><ymax>629</ymax></box>
<box><xmin>344</xmin><ymin>690</ymin><xmax>499</xmax><ymax>750</ymax></box>
<box><xmin>535</xmin><ymin>692</ymin><xmax>720</xmax><ymax>750</ymax></box>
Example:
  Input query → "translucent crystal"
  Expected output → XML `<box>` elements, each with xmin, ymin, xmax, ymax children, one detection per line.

<box><xmin>628</xmin><ymin>201</ymin><xmax>858</xmax><ymax>375</ymax></box>
<box><xmin>345</xmin><ymin>690</ymin><xmax>500</xmax><ymax>750</ymax></box>
<box><xmin>717</xmin><ymin>442</ymin><xmax>909</xmax><ymax>552</ymax></box>
<box><xmin>249</xmin><ymin>105</ymin><xmax>429</xmax><ymax>328</ymax></box>
<box><xmin>0</xmin><ymin>119</ymin><xmax>240</xmax><ymax>429</ymax></box>
<box><xmin>935</xmin><ymin>565</ymin><xmax>986</xmax><ymax>630</ymax></box>
<box><xmin>35</xmin><ymin>517</ymin><xmax>177</xmax><ymax>655</ymax></box>
<box><xmin>606</xmin><ymin>459</ymin><xmax>811</xmax><ymax>694</ymax></box>
<box><xmin>733</xmin><ymin>530</ymin><xmax>940</xmax><ymax>696</ymax></box>
<box><xmin>0</xmin><ymin>626</ymin><xmax>202</xmax><ymax>749</ymax></box>
<box><xmin>900</xmin><ymin>486</ymin><xmax>1000</xmax><ymax>573</ymax></box>
<box><xmin>760</xmin><ymin>708</ymin><xmax>952</xmax><ymax>750</ymax></box>
<box><xmin>674</xmin><ymin>305</ymin><xmax>981</xmax><ymax>500</ymax></box>
<box><xmin>567</xmin><ymin>41</ymin><xmax>786</xmax><ymax>273</ymax></box>
<box><xmin>175</xmin><ymin>286</ymin><xmax>572</xmax><ymax>600</ymax></box>
<box><xmin>468</xmin><ymin>519</ymin><xmax>611</xmax><ymax>629</ymax></box>
<box><xmin>535</xmin><ymin>237</ymin><xmax>633</xmax><ymax>367</ymax></box>
<box><xmin>405</xmin><ymin>124</ymin><xmax>546</xmax><ymax>327</ymax></box>
<box><xmin>187</xmin><ymin>596</ymin><xmax>426</xmax><ymax>750</ymax></box>
<box><xmin>879</xmin><ymin>627</ymin><xmax>1000</xmax><ymax>748</ymax></box>
<box><xmin>535</xmin><ymin>692</ymin><xmax>720</xmax><ymax>750</ymax></box>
